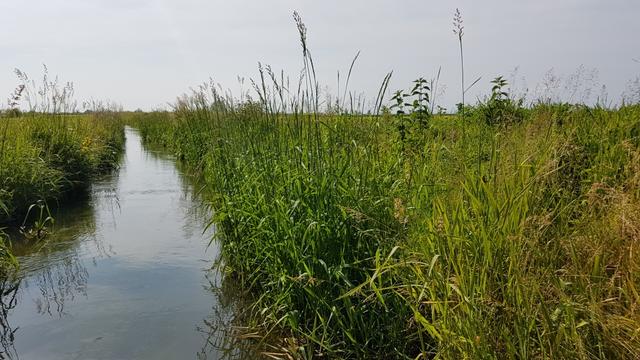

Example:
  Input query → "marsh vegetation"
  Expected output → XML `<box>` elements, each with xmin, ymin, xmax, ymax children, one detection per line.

<box><xmin>2</xmin><ymin>9</ymin><xmax>640</xmax><ymax>360</ymax></box>
<box><xmin>131</xmin><ymin>12</ymin><xmax>640</xmax><ymax>359</ymax></box>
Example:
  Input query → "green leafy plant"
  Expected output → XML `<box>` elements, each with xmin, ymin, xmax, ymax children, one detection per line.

<box><xmin>19</xmin><ymin>200</ymin><xmax>54</xmax><ymax>241</ymax></box>
<box><xmin>478</xmin><ymin>76</ymin><xmax>526</xmax><ymax>125</ymax></box>
<box><xmin>390</xmin><ymin>77</ymin><xmax>432</xmax><ymax>145</ymax></box>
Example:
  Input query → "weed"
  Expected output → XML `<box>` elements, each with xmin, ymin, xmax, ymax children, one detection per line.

<box><xmin>477</xmin><ymin>76</ymin><xmax>527</xmax><ymax>125</ymax></box>
<box><xmin>390</xmin><ymin>77</ymin><xmax>432</xmax><ymax>146</ymax></box>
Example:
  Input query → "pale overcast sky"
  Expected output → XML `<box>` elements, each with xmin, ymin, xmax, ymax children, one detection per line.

<box><xmin>1</xmin><ymin>0</ymin><xmax>639</xmax><ymax>110</ymax></box>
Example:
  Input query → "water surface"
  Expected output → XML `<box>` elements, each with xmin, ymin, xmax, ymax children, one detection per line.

<box><xmin>1</xmin><ymin>128</ymin><xmax>249</xmax><ymax>359</ymax></box>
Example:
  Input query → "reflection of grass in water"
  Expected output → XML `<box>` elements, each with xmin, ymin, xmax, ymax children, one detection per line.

<box><xmin>197</xmin><ymin>270</ymin><xmax>261</xmax><ymax>360</ymax></box>
<box><xmin>0</xmin><ymin>258</ymin><xmax>90</xmax><ymax>357</ymax></box>
<box><xmin>144</xmin><ymin>140</ymin><xmax>217</xmax><ymax>243</ymax></box>
<box><xmin>11</xmin><ymin>161</ymin><xmax>121</xmax><ymax>257</ymax></box>
<box><xmin>13</xmin><ymin>210</ymin><xmax>93</xmax><ymax>319</ymax></box>
<box><xmin>143</xmin><ymin>137</ymin><xmax>247</xmax><ymax>359</ymax></box>
<box><xmin>11</xmin><ymin>192</ymin><xmax>97</xmax><ymax>256</ymax></box>
<box><xmin>143</xmin><ymin>137</ymin><xmax>248</xmax><ymax>359</ymax></box>
<box><xmin>0</xmin><ymin>276</ymin><xmax>19</xmax><ymax>360</ymax></box>
<box><xmin>29</xmin><ymin>256</ymin><xmax>89</xmax><ymax>317</ymax></box>
<box><xmin>5</xmin><ymin>165</ymin><xmax>120</xmax><ymax>327</ymax></box>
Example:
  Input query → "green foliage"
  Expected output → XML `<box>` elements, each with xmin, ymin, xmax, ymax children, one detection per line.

<box><xmin>133</xmin><ymin>94</ymin><xmax>640</xmax><ymax>359</ymax></box>
<box><xmin>0</xmin><ymin>200</ymin><xmax>17</xmax><ymax>273</ymax></box>
<box><xmin>126</xmin><ymin>12</ymin><xmax>640</xmax><ymax>358</ymax></box>
<box><xmin>477</xmin><ymin>76</ymin><xmax>527</xmax><ymax>125</ymax></box>
<box><xmin>1</xmin><ymin>108</ymin><xmax>22</xmax><ymax>118</ymax></box>
<box><xmin>390</xmin><ymin>77</ymin><xmax>432</xmax><ymax>145</ymax></box>
<box><xmin>19</xmin><ymin>199</ymin><xmax>54</xmax><ymax>241</ymax></box>
<box><xmin>0</xmin><ymin>114</ymin><xmax>125</xmax><ymax>224</ymax></box>
<box><xmin>0</xmin><ymin>113</ymin><xmax>124</xmax><ymax>273</ymax></box>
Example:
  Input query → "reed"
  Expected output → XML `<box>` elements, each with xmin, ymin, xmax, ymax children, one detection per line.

<box><xmin>0</xmin><ymin>113</ymin><xmax>125</xmax><ymax>226</ymax></box>
<box><xmin>132</xmin><ymin>76</ymin><xmax>640</xmax><ymax>359</ymax></box>
<box><xmin>126</xmin><ymin>12</ymin><xmax>640</xmax><ymax>359</ymax></box>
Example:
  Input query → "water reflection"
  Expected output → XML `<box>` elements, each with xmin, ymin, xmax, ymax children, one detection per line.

<box><xmin>0</xmin><ymin>128</ymin><xmax>256</xmax><ymax>359</ymax></box>
<box><xmin>0</xmin><ymin>276</ymin><xmax>19</xmax><ymax>360</ymax></box>
<box><xmin>197</xmin><ymin>271</ymin><xmax>258</xmax><ymax>360</ymax></box>
<box><xmin>10</xmin><ymin>178</ymin><xmax>118</xmax><ymax>321</ymax></box>
<box><xmin>144</xmin><ymin>147</ymin><xmax>258</xmax><ymax>359</ymax></box>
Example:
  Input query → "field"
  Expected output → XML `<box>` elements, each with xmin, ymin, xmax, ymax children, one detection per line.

<box><xmin>129</xmin><ymin>84</ymin><xmax>640</xmax><ymax>358</ymax></box>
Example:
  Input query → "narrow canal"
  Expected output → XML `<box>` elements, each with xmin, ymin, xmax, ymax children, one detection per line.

<box><xmin>1</xmin><ymin>127</ymin><xmax>250</xmax><ymax>359</ymax></box>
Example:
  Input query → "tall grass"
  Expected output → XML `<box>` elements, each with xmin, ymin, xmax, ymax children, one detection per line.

<box><xmin>131</xmin><ymin>13</ymin><xmax>640</xmax><ymax>359</ymax></box>
<box><xmin>0</xmin><ymin>112</ymin><xmax>125</xmax><ymax>225</ymax></box>
<box><xmin>1</xmin><ymin>67</ymin><xmax>125</xmax><ymax>231</ymax></box>
<box><xmin>135</xmin><ymin>97</ymin><xmax>640</xmax><ymax>358</ymax></box>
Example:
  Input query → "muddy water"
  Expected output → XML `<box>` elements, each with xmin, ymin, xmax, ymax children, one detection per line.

<box><xmin>0</xmin><ymin>127</ymin><xmax>251</xmax><ymax>359</ymax></box>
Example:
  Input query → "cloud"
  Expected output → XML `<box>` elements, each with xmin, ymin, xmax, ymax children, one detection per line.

<box><xmin>1</xmin><ymin>0</ymin><xmax>638</xmax><ymax>110</ymax></box>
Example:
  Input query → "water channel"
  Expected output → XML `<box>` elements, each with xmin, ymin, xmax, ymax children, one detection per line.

<box><xmin>1</xmin><ymin>127</ymin><xmax>251</xmax><ymax>359</ymax></box>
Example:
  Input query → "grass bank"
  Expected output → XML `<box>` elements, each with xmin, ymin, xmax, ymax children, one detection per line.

<box><xmin>131</xmin><ymin>94</ymin><xmax>640</xmax><ymax>358</ymax></box>
<box><xmin>0</xmin><ymin>112</ymin><xmax>125</xmax><ymax>268</ymax></box>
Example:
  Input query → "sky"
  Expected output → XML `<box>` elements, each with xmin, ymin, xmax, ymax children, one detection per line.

<box><xmin>1</xmin><ymin>0</ymin><xmax>639</xmax><ymax>111</ymax></box>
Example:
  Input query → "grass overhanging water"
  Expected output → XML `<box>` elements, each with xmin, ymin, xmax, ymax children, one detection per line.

<box><xmin>1</xmin><ymin>9</ymin><xmax>639</xmax><ymax>359</ymax></box>
<box><xmin>128</xmin><ymin>42</ymin><xmax>640</xmax><ymax>360</ymax></box>
<box><xmin>0</xmin><ymin>111</ymin><xmax>125</xmax><ymax>272</ymax></box>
